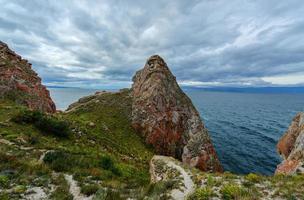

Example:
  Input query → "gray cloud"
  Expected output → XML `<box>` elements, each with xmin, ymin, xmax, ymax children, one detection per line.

<box><xmin>1</xmin><ymin>0</ymin><xmax>304</xmax><ymax>88</ymax></box>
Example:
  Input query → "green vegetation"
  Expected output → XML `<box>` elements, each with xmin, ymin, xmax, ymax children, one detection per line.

<box><xmin>49</xmin><ymin>174</ymin><xmax>73</xmax><ymax>200</ymax></box>
<box><xmin>99</xmin><ymin>155</ymin><xmax>122</xmax><ymax>176</ymax></box>
<box><xmin>0</xmin><ymin>91</ymin><xmax>154</xmax><ymax>199</ymax></box>
<box><xmin>1</xmin><ymin>91</ymin><xmax>304</xmax><ymax>199</ymax></box>
<box><xmin>188</xmin><ymin>187</ymin><xmax>215</xmax><ymax>200</ymax></box>
<box><xmin>145</xmin><ymin>180</ymin><xmax>177</xmax><ymax>199</ymax></box>
<box><xmin>220</xmin><ymin>184</ymin><xmax>248</xmax><ymax>200</ymax></box>
<box><xmin>12</xmin><ymin>110</ymin><xmax>70</xmax><ymax>138</ymax></box>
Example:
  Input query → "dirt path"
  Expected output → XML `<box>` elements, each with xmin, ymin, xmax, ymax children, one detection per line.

<box><xmin>151</xmin><ymin>155</ymin><xmax>195</xmax><ymax>200</ymax></box>
<box><xmin>64</xmin><ymin>174</ymin><xmax>94</xmax><ymax>200</ymax></box>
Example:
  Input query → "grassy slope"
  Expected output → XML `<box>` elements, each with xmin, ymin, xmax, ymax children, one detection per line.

<box><xmin>0</xmin><ymin>90</ymin><xmax>303</xmax><ymax>200</ymax></box>
<box><xmin>0</xmin><ymin>90</ymin><xmax>154</xmax><ymax>199</ymax></box>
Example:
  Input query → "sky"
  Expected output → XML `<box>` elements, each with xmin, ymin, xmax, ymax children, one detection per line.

<box><xmin>0</xmin><ymin>0</ymin><xmax>304</xmax><ymax>89</ymax></box>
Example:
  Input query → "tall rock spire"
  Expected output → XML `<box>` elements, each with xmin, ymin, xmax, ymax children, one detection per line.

<box><xmin>131</xmin><ymin>55</ymin><xmax>222</xmax><ymax>172</ymax></box>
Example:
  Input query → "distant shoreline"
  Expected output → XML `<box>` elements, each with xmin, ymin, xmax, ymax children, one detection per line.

<box><xmin>47</xmin><ymin>85</ymin><xmax>304</xmax><ymax>94</ymax></box>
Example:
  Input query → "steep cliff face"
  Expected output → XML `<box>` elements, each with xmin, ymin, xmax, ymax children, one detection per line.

<box><xmin>276</xmin><ymin>113</ymin><xmax>304</xmax><ymax>174</ymax></box>
<box><xmin>131</xmin><ymin>55</ymin><xmax>222</xmax><ymax>172</ymax></box>
<box><xmin>0</xmin><ymin>41</ymin><xmax>55</xmax><ymax>113</ymax></box>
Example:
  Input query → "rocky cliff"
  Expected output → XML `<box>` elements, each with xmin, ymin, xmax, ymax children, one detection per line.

<box><xmin>0</xmin><ymin>41</ymin><xmax>55</xmax><ymax>113</ymax></box>
<box><xmin>276</xmin><ymin>112</ymin><xmax>304</xmax><ymax>174</ymax></box>
<box><xmin>132</xmin><ymin>55</ymin><xmax>222</xmax><ymax>172</ymax></box>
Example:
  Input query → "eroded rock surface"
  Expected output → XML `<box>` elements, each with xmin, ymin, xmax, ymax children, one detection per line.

<box><xmin>0</xmin><ymin>41</ymin><xmax>55</xmax><ymax>113</ymax></box>
<box><xmin>276</xmin><ymin>112</ymin><xmax>304</xmax><ymax>174</ymax></box>
<box><xmin>131</xmin><ymin>55</ymin><xmax>222</xmax><ymax>172</ymax></box>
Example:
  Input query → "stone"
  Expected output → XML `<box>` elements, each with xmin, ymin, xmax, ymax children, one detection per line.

<box><xmin>0</xmin><ymin>41</ymin><xmax>55</xmax><ymax>113</ymax></box>
<box><xmin>88</xmin><ymin>122</ymin><xmax>96</xmax><ymax>127</ymax></box>
<box><xmin>276</xmin><ymin>112</ymin><xmax>304</xmax><ymax>174</ymax></box>
<box><xmin>131</xmin><ymin>55</ymin><xmax>222</xmax><ymax>172</ymax></box>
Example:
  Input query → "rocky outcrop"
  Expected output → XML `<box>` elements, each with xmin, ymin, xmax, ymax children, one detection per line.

<box><xmin>0</xmin><ymin>41</ymin><xmax>55</xmax><ymax>113</ymax></box>
<box><xmin>276</xmin><ymin>113</ymin><xmax>304</xmax><ymax>174</ymax></box>
<box><xmin>131</xmin><ymin>55</ymin><xmax>222</xmax><ymax>172</ymax></box>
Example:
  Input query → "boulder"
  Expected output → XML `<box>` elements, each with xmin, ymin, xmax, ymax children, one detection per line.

<box><xmin>131</xmin><ymin>55</ymin><xmax>222</xmax><ymax>172</ymax></box>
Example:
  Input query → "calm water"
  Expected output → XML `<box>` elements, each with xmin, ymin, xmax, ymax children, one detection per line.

<box><xmin>49</xmin><ymin>88</ymin><xmax>304</xmax><ymax>175</ymax></box>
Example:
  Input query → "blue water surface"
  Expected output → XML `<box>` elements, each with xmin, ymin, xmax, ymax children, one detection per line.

<box><xmin>49</xmin><ymin>88</ymin><xmax>304</xmax><ymax>175</ymax></box>
<box><xmin>186</xmin><ymin>90</ymin><xmax>304</xmax><ymax>175</ymax></box>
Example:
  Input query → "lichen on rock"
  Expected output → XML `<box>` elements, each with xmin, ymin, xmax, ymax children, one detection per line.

<box><xmin>131</xmin><ymin>55</ymin><xmax>222</xmax><ymax>172</ymax></box>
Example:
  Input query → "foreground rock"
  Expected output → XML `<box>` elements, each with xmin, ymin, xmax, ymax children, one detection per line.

<box><xmin>0</xmin><ymin>41</ymin><xmax>55</xmax><ymax>113</ymax></box>
<box><xmin>276</xmin><ymin>113</ymin><xmax>304</xmax><ymax>174</ymax></box>
<box><xmin>132</xmin><ymin>55</ymin><xmax>222</xmax><ymax>172</ymax></box>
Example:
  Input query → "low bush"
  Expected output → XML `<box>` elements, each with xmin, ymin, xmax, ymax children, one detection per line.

<box><xmin>81</xmin><ymin>184</ymin><xmax>99</xmax><ymax>196</ymax></box>
<box><xmin>100</xmin><ymin>155</ymin><xmax>121</xmax><ymax>176</ymax></box>
<box><xmin>188</xmin><ymin>187</ymin><xmax>215</xmax><ymax>200</ymax></box>
<box><xmin>220</xmin><ymin>184</ymin><xmax>248</xmax><ymax>200</ymax></box>
<box><xmin>12</xmin><ymin>110</ymin><xmax>70</xmax><ymax>138</ymax></box>
<box><xmin>145</xmin><ymin>180</ymin><xmax>177</xmax><ymax>199</ymax></box>
<box><xmin>43</xmin><ymin>151</ymin><xmax>71</xmax><ymax>172</ymax></box>
<box><xmin>0</xmin><ymin>175</ymin><xmax>9</xmax><ymax>188</ymax></box>
<box><xmin>245</xmin><ymin>173</ymin><xmax>262</xmax><ymax>183</ymax></box>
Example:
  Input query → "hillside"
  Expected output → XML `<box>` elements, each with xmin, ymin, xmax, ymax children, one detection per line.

<box><xmin>0</xmin><ymin>91</ymin><xmax>155</xmax><ymax>199</ymax></box>
<box><xmin>0</xmin><ymin>43</ymin><xmax>303</xmax><ymax>199</ymax></box>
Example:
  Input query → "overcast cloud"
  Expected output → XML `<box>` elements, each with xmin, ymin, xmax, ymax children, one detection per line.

<box><xmin>1</xmin><ymin>0</ymin><xmax>304</xmax><ymax>88</ymax></box>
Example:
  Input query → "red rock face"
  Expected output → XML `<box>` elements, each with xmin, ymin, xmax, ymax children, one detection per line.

<box><xmin>276</xmin><ymin>113</ymin><xmax>304</xmax><ymax>174</ymax></box>
<box><xmin>0</xmin><ymin>41</ymin><xmax>56</xmax><ymax>113</ymax></box>
<box><xmin>131</xmin><ymin>55</ymin><xmax>222</xmax><ymax>172</ymax></box>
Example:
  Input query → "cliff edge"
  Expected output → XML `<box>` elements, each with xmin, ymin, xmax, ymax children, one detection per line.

<box><xmin>0</xmin><ymin>41</ymin><xmax>55</xmax><ymax>113</ymax></box>
<box><xmin>276</xmin><ymin>112</ymin><xmax>304</xmax><ymax>174</ymax></box>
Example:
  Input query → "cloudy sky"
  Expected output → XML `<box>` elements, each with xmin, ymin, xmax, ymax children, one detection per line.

<box><xmin>1</xmin><ymin>0</ymin><xmax>304</xmax><ymax>88</ymax></box>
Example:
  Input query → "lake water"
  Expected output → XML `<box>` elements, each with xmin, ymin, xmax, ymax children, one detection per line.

<box><xmin>49</xmin><ymin>88</ymin><xmax>304</xmax><ymax>175</ymax></box>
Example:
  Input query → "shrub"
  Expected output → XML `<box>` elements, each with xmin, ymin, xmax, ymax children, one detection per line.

<box><xmin>43</xmin><ymin>151</ymin><xmax>70</xmax><ymax>172</ymax></box>
<box><xmin>28</xmin><ymin>134</ymin><xmax>39</xmax><ymax>144</ymax></box>
<box><xmin>93</xmin><ymin>188</ymin><xmax>122</xmax><ymax>200</ymax></box>
<box><xmin>12</xmin><ymin>110</ymin><xmax>70</xmax><ymax>138</ymax></box>
<box><xmin>81</xmin><ymin>184</ymin><xmax>99</xmax><ymax>196</ymax></box>
<box><xmin>146</xmin><ymin>180</ymin><xmax>176</xmax><ymax>199</ymax></box>
<box><xmin>0</xmin><ymin>175</ymin><xmax>9</xmax><ymax>188</ymax></box>
<box><xmin>35</xmin><ymin>116</ymin><xmax>70</xmax><ymax>138</ymax></box>
<box><xmin>220</xmin><ymin>184</ymin><xmax>248</xmax><ymax>200</ymax></box>
<box><xmin>188</xmin><ymin>187</ymin><xmax>215</xmax><ymax>200</ymax></box>
<box><xmin>245</xmin><ymin>173</ymin><xmax>262</xmax><ymax>183</ymax></box>
<box><xmin>12</xmin><ymin>110</ymin><xmax>43</xmax><ymax>123</ymax></box>
<box><xmin>100</xmin><ymin>156</ymin><xmax>114</xmax><ymax>170</ymax></box>
<box><xmin>99</xmin><ymin>156</ymin><xmax>121</xmax><ymax>176</ymax></box>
